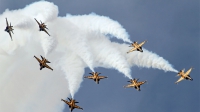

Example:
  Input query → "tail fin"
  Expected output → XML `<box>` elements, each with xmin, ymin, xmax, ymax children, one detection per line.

<box><xmin>96</xmin><ymin>80</ymin><xmax>99</xmax><ymax>84</ymax></box>
<box><xmin>40</xmin><ymin>55</ymin><xmax>44</xmax><ymax>60</ymax></box>
<box><xmin>40</xmin><ymin>66</ymin><xmax>43</xmax><ymax>70</ymax></box>
<box><xmin>46</xmin><ymin>60</ymin><xmax>51</xmax><ymax>63</ymax></box>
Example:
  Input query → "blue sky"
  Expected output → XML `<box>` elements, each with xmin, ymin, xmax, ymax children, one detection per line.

<box><xmin>0</xmin><ymin>0</ymin><xmax>199</xmax><ymax>112</ymax></box>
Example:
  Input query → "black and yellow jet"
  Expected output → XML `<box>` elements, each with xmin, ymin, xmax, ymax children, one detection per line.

<box><xmin>175</xmin><ymin>67</ymin><xmax>193</xmax><ymax>84</ymax></box>
<box><xmin>34</xmin><ymin>55</ymin><xmax>53</xmax><ymax>71</ymax></box>
<box><xmin>34</xmin><ymin>18</ymin><xmax>50</xmax><ymax>36</ymax></box>
<box><xmin>84</xmin><ymin>72</ymin><xmax>107</xmax><ymax>84</ymax></box>
<box><xmin>5</xmin><ymin>18</ymin><xmax>14</xmax><ymax>41</ymax></box>
<box><xmin>127</xmin><ymin>40</ymin><xmax>147</xmax><ymax>53</ymax></box>
<box><xmin>124</xmin><ymin>78</ymin><xmax>147</xmax><ymax>91</ymax></box>
<box><xmin>61</xmin><ymin>98</ymin><xmax>83</xmax><ymax>112</ymax></box>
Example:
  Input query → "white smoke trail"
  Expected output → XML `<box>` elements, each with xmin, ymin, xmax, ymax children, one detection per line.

<box><xmin>0</xmin><ymin>1</ymin><xmax>178</xmax><ymax>112</ymax></box>
<box><xmin>0</xmin><ymin>1</ymin><xmax>67</xmax><ymax>112</ymax></box>
<box><xmin>66</xmin><ymin>13</ymin><xmax>132</xmax><ymax>43</ymax></box>
<box><xmin>86</xmin><ymin>32</ymin><xmax>132</xmax><ymax>79</ymax></box>
<box><xmin>112</xmin><ymin>43</ymin><xmax>178</xmax><ymax>73</ymax></box>
<box><xmin>49</xmin><ymin>17</ymin><xmax>95</xmax><ymax>72</ymax></box>
<box><xmin>59</xmin><ymin>52</ymin><xmax>85</xmax><ymax>98</ymax></box>
<box><xmin>0</xmin><ymin>44</ymin><xmax>68</xmax><ymax>112</ymax></box>
<box><xmin>40</xmin><ymin>35</ymin><xmax>57</xmax><ymax>56</ymax></box>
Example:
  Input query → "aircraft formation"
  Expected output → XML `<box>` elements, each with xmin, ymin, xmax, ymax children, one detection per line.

<box><xmin>4</xmin><ymin>18</ymin><xmax>194</xmax><ymax>112</ymax></box>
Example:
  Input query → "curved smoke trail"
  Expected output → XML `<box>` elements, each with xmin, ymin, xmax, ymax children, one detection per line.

<box><xmin>0</xmin><ymin>1</ymin><xmax>178</xmax><ymax>112</ymax></box>
<box><xmin>112</xmin><ymin>43</ymin><xmax>178</xmax><ymax>73</ymax></box>
<box><xmin>66</xmin><ymin>13</ymin><xmax>132</xmax><ymax>43</ymax></box>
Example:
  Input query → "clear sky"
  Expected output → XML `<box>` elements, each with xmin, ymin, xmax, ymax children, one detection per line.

<box><xmin>0</xmin><ymin>0</ymin><xmax>199</xmax><ymax>112</ymax></box>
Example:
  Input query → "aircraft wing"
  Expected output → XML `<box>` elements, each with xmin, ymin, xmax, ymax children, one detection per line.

<box><xmin>6</xmin><ymin>18</ymin><xmax>9</xmax><ymax>26</ymax></box>
<box><xmin>127</xmin><ymin>47</ymin><xmax>137</xmax><ymax>53</ymax></box>
<box><xmin>34</xmin><ymin>18</ymin><xmax>40</xmax><ymax>26</ymax></box>
<box><xmin>137</xmin><ymin>81</ymin><xmax>146</xmax><ymax>86</ymax></box>
<box><xmin>74</xmin><ymin>105</ymin><xmax>83</xmax><ymax>110</ymax></box>
<box><xmin>124</xmin><ymin>84</ymin><xmax>134</xmax><ymax>88</ymax></box>
<box><xmin>98</xmin><ymin>76</ymin><xmax>107</xmax><ymax>79</ymax></box>
<box><xmin>84</xmin><ymin>76</ymin><xmax>94</xmax><ymax>79</ymax></box>
<box><xmin>138</xmin><ymin>40</ymin><xmax>146</xmax><ymax>47</ymax></box>
<box><xmin>175</xmin><ymin>77</ymin><xmax>184</xmax><ymax>84</ymax></box>
<box><xmin>63</xmin><ymin>100</ymin><xmax>71</xmax><ymax>106</ymax></box>
<box><xmin>44</xmin><ymin>63</ymin><xmax>53</xmax><ymax>71</ymax></box>
<box><xmin>184</xmin><ymin>68</ymin><xmax>192</xmax><ymax>76</ymax></box>
<box><xmin>43</xmin><ymin>28</ymin><xmax>50</xmax><ymax>36</ymax></box>
<box><xmin>34</xmin><ymin>56</ymin><xmax>42</xmax><ymax>63</ymax></box>
<box><xmin>8</xmin><ymin>31</ymin><xmax>12</xmax><ymax>41</ymax></box>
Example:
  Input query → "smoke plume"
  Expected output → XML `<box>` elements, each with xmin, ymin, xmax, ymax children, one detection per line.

<box><xmin>0</xmin><ymin>1</ymin><xmax>177</xmax><ymax>112</ymax></box>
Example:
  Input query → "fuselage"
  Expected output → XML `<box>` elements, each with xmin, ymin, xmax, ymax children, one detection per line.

<box><xmin>178</xmin><ymin>69</ymin><xmax>192</xmax><ymax>80</ymax></box>
<box><xmin>180</xmin><ymin>74</ymin><xmax>192</xmax><ymax>80</ymax></box>
<box><xmin>5</xmin><ymin>26</ymin><xmax>13</xmax><ymax>32</ymax></box>
<box><xmin>133</xmin><ymin>42</ymin><xmax>142</xmax><ymax>51</ymax></box>
<box><xmin>38</xmin><ymin>59</ymin><xmax>48</xmax><ymax>70</ymax></box>
<box><xmin>68</xmin><ymin>100</ymin><xmax>77</xmax><ymax>111</ymax></box>
<box><xmin>125</xmin><ymin>79</ymin><xmax>146</xmax><ymax>89</ymax></box>
<box><xmin>93</xmin><ymin>74</ymin><xmax>98</xmax><ymax>79</ymax></box>
<box><xmin>69</xmin><ymin>100</ymin><xmax>76</xmax><ymax>107</ymax></box>
<box><xmin>133</xmin><ymin>42</ymin><xmax>139</xmax><ymax>48</ymax></box>
<box><xmin>39</xmin><ymin>24</ymin><xmax>46</xmax><ymax>31</ymax></box>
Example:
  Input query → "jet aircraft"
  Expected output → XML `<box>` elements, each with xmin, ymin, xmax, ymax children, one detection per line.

<box><xmin>61</xmin><ymin>98</ymin><xmax>83</xmax><ymax>112</ymax></box>
<box><xmin>127</xmin><ymin>40</ymin><xmax>147</xmax><ymax>53</ymax></box>
<box><xmin>124</xmin><ymin>78</ymin><xmax>147</xmax><ymax>91</ymax></box>
<box><xmin>34</xmin><ymin>55</ymin><xmax>53</xmax><ymax>71</ymax></box>
<box><xmin>84</xmin><ymin>72</ymin><xmax>107</xmax><ymax>84</ymax></box>
<box><xmin>34</xmin><ymin>18</ymin><xmax>50</xmax><ymax>36</ymax></box>
<box><xmin>5</xmin><ymin>18</ymin><xmax>14</xmax><ymax>41</ymax></box>
<box><xmin>175</xmin><ymin>67</ymin><xmax>193</xmax><ymax>84</ymax></box>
